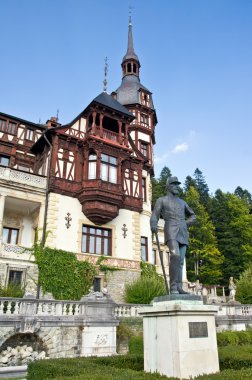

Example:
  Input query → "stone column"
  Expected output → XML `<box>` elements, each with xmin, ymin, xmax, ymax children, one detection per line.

<box><xmin>0</xmin><ymin>195</ymin><xmax>6</xmax><ymax>244</ymax></box>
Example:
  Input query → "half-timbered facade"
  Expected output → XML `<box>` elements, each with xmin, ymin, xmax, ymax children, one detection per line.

<box><xmin>0</xmin><ymin>19</ymin><xmax>169</xmax><ymax>302</ymax></box>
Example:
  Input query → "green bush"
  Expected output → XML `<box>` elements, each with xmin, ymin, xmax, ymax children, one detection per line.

<box><xmin>236</xmin><ymin>264</ymin><xmax>252</xmax><ymax>304</ymax></box>
<box><xmin>217</xmin><ymin>331</ymin><xmax>239</xmax><ymax>347</ymax></box>
<box><xmin>0</xmin><ymin>282</ymin><xmax>24</xmax><ymax>298</ymax></box>
<box><xmin>217</xmin><ymin>330</ymin><xmax>252</xmax><ymax>347</ymax></box>
<box><xmin>124</xmin><ymin>275</ymin><xmax>166</xmax><ymax>304</ymax></box>
<box><xmin>129</xmin><ymin>336</ymin><xmax>144</xmax><ymax>355</ymax></box>
<box><xmin>28</xmin><ymin>355</ymin><xmax>173</xmax><ymax>380</ymax></box>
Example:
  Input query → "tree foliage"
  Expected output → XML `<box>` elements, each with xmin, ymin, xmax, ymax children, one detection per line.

<box><xmin>151</xmin><ymin>166</ymin><xmax>172</xmax><ymax>206</ymax></box>
<box><xmin>210</xmin><ymin>190</ymin><xmax>252</xmax><ymax>286</ymax></box>
<box><xmin>34</xmin><ymin>243</ymin><xmax>96</xmax><ymax>300</ymax></box>
<box><xmin>184</xmin><ymin>186</ymin><xmax>224</xmax><ymax>284</ymax></box>
<box><xmin>236</xmin><ymin>264</ymin><xmax>252</xmax><ymax>304</ymax></box>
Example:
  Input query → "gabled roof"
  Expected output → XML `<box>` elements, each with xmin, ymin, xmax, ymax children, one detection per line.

<box><xmin>0</xmin><ymin>111</ymin><xmax>46</xmax><ymax>130</ymax></box>
<box><xmin>84</xmin><ymin>92</ymin><xmax>134</xmax><ymax>119</ymax></box>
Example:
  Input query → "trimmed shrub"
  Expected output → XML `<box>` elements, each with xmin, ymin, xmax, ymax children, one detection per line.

<box><xmin>129</xmin><ymin>336</ymin><xmax>144</xmax><ymax>355</ymax></box>
<box><xmin>219</xmin><ymin>344</ymin><xmax>252</xmax><ymax>370</ymax></box>
<box><xmin>217</xmin><ymin>331</ymin><xmax>239</xmax><ymax>347</ymax></box>
<box><xmin>28</xmin><ymin>355</ymin><xmax>173</xmax><ymax>380</ymax></box>
<box><xmin>217</xmin><ymin>330</ymin><xmax>252</xmax><ymax>347</ymax></box>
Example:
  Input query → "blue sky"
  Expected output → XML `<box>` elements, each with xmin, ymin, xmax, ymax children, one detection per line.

<box><xmin>1</xmin><ymin>0</ymin><xmax>252</xmax><ymax>194</ymax></box>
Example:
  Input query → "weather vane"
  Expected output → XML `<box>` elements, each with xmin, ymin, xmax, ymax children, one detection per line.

<box><xmin>103</xmin><ymin>57</ymin><xmax>108</xmax><ymax>93</ymax></box>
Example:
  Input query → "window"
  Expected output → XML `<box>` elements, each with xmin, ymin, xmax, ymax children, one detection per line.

<box><xmin>150</xmin><ymin>249</ymin><xmax>156</xmax><ymax>265</ymax></box>
<box><xmin>82</xmin><ymin>225</ymin><xmax>111</xmax><ymax>256</ymax></box>
<box><xmin>93</xmin><ymin>278</ymin><xmax>101</xmax><ymax>292</ymax></box>
<box><xmin>141</xmin><ymin>236</ymin><xmax>148</xmax><ymax>261</ymax></box>
<box><xmin>26</xmin><ymin>128</ymin><xmax>34</xmax><ymax>141</ymax></box>
<box><xmin>8</xmin><ymin>270</ymin><xmax>22</xmax><ymax>285</ymax></box>
<box><xmin>101</xmin><ymin>154</ymin><xmax>117</xmax><ymax>183</ymax></box>
<box><xmin>0</xmin><ymin>119</ymin><xmax>17</xmax><ymax>134</ymax></box>
<box><xmin>142</xmin><ymin>177</ymin><xmax>147</xmax><ymax>202</ymax></box>
<box><xmin>2</xmin><ymin>227</ymin><xmax>19</xmax><ymax>244</ymax></box>
<box><xmin>0</xmin><ymin>155</ymin><xmax>10</xmax><ymax>166</ymax></box>
<box><xmin>8</xmin><ymin>122</ymin><xmax>17</xmax><ymax>134</ymax></box>
<box><xmin>88</xmin><ymin>153</ymin><xmax>97</xmax><ymax>179</ymax></box>
<box><xmin>140</xmin><ymin>142</ymin><xmax>148</xmax><ymax>157</ymax></box>
<box><xmin>140</xmin><ymin>114</ymin><xmax>149</xmax><ymax>127</ymax></box>
<box><xmin>0</xmin><ymin>119</ymin><xmax>7</xmax><ymax>132</ymax></box>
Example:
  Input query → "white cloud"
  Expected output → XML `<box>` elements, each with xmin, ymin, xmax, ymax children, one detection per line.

<box><xmin>171</xmin><ymin>142</ymin><xmax>189</xmax><ymax>154</ymax></box>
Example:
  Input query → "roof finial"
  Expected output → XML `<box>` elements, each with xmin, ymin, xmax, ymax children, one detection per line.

<box><xmin>129</xmin><ymin>5</ymin><xmax>133</xmax><ymax>25</ymax></box>
<box><xmin>56</xmin><ymin>109</ymin><xmax>59</xmax><ymax>122</ymax></box>
<box><xmin>103</xmin><ymin>57</ymin><xmax>108</xmax><ymax>93</ymax></box>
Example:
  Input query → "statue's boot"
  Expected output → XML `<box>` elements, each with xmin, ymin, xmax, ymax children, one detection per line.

<box><xmin>169</xmin><ymin>254</ymin><xmax>180</xmax><ymax>294</ymax></box>
<box><xmin>176</xmin><ymin>270</ymin><xmax>189</xmax><ymax>294</ymax></box>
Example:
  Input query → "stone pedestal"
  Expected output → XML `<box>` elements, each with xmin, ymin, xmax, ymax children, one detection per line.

<box><xmin>140</xmin><ymin>295</ymin><xmax>219</xmax><ymax>380</ymax></box>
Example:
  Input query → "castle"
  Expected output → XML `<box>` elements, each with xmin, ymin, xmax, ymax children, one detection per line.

<box><xmin>0</xmin><ymin>18</ymin><xmax>169</xmax><ymax>302</ymax></box>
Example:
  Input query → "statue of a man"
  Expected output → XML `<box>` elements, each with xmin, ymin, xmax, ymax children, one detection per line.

<box><xmin>150</xmin><ymin>176</ymin><xmax>196</xmax><ymax>294</ymax></box>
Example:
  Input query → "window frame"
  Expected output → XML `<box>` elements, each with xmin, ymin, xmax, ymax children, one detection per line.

<box><xmin>25</xmin><ymin>128</ymin><xmax>34</xmax><ymax>141</ymax></box>
<box><xmin>0</xmin><ymin>155</ymin><xmax>10</xmax><ymax>167</ymax></box>
<box><xmin>141</xmin><ymin>236</ymin><xmax>148</xmax><ymax>261</ymax></box>
<box><xmin>100</xmin><ymin>154</ymin><xmax>117</xmax><ymax>184</ymax></box>
<box><xmin>81</xmin><ymin>225</ymin><xmax>112</xmax><ymax>256</ymax></box>
<box><xmin>8</xmin><ymin>270</ymin><xmax>23</xmax><ymax>286</ymax></box>
<box><xmin>2</xmin><ymin>227</ymin><xmax>19</xmax><ymax>244</ymax></box>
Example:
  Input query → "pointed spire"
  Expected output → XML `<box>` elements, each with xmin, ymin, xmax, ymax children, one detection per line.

<box><xmin>122</xmin><ymin>15</ymin><xmax>139</xmax><ymax>63</ymax></box>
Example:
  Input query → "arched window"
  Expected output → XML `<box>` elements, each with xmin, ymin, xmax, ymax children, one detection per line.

<box><xmin>133</xmin><ymin>63</ymin><xmax>136</xmax><ymax>73</ymax></box>
<box><xmin>88</xmin><ymin>153</ymin><xmax>97</xmax><ymax>179</ymax></box>
<box><xmin>127</xmin><ymin>63</ymin><xmax>131</xmax><ymax>73</ymax></box>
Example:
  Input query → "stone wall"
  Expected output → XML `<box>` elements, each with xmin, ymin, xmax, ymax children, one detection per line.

<box><xmin>106</xmin><ymin>270</ymin><xmax>140</xmax><ymax>303</ymax></box>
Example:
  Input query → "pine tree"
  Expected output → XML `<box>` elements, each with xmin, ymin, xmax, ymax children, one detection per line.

<box><xmin>234</xmin><ymin>186</ymin><xmax>252</xmax><ymax>207</ymax></box>
<box><xmin>185</xmin><ymin>186</ymin><xmax>223</xmax><ymax>285</ymax></box>
<box><xmin>151</xmin><ymin>166</ymin><xmax>172</xmax><ymax>207</ymax></box>
<box><xmin>210</xmin><ymin>190</ymin><xmax>252</xmax><ymax>286</ymax></box>
<box><xmin>193</xmin><ymin>168</ymin><xmax>210</xmax><ymax>209</ymax></box>
<box><xmin>184</xmin><ymin>175</ymin><xmax>197</xmax><ymax>192</ymax></box>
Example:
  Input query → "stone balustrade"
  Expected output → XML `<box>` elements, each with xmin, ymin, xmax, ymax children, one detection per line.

<box><xmin>1</xmin><ymin>298</ymin><xmax>252</xmax><ymax>319</ymax></box>
<box><xmin>0</xmin><ymin>167</ymin><xmax>46</xmax><ymax>189</ymax></box>
<box><xmin>0</xmin><ymin>297</ymin><xmax>83</xmax><ymax>317</ymax></box>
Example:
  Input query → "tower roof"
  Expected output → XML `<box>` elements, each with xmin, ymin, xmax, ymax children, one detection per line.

<box><xmin>122</xmin><ymin>16</ymin><xmax>140</xmax><ymax>64</ymax></box>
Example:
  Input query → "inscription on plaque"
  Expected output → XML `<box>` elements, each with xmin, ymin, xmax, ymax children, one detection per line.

<box><xmin>189</xmin><ymin>322</ymin><xmax>208</xmax><ymax>338</ymax></box>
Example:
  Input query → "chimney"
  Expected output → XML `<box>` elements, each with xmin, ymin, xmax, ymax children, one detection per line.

<box><xmin>46</xmin><ymin>117</ymin><xmax>61</xmax><ymax>129</ymax></box>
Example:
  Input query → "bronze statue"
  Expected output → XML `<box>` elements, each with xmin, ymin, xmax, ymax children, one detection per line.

<box><xmin>150</xmin><ymin>176</ymin><xmax>196</xmax><ymax>294</ymax></box>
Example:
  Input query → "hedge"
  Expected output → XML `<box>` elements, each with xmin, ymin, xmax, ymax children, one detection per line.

<box><xmin>217</xmin><ymin>330</ymin><xmax>252</xmax><ymax>347</ymax></box>
<box><xmin>27</xmin><ymin>355</ymin><xmax>174</xmax><ymax>380</ymax></box>
<box><xmin>219</xmin><ymin>345</ymin><xmax>252</xmax><ymax>370</ymax></box>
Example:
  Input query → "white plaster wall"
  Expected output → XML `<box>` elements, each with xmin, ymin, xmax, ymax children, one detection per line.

<box><xmin>138</xmin><ymin>132</ymin><xmax>150</xmax><ymax>143</ymax></box>
<box><xmin>53</xmin><ymin>194</ymin><xmax>85</xmax><ymax>253</ymax></box>
<box><xmin>21</xmin><ymin>216</ymin><xmax>34</xmax><ymax>247</ymax></box>
<box><xmin>111</xmin><ymin>209</ymin><xmax>133</xmax><ymax>260</ymax></box>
